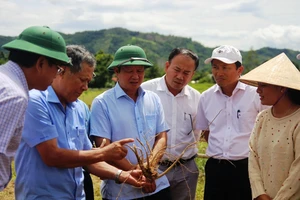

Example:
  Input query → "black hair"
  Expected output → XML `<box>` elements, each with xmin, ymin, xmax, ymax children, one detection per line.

<box><xmin>8</xmin><ymin>49</ymin><xmax>41</xmax><ymax>68</ymax></box>
<box><xmin>286</xmin><ymin>88</ymin><xmax>300</xmax><ymax>105</ymax></box>
<box><xmin>168</xmin><ymin>48</ymin><xmax>199</xmax><ymax>70</ymax></box>
<box><xmin>235</xmin><ymin>61</ymin><xmax>242</xmax><ymax>69</ymax></box>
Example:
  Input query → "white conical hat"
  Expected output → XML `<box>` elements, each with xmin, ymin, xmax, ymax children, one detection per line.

<box><xmin>239</xmin><ymin>53</ymin><xmax>300</xmax><ymax>91</ymax></box>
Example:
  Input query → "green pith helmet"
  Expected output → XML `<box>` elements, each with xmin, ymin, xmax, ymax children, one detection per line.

<box><xmin>107</xmin><ymin>45</ymin><xmax>153</xmax><ymax>71</ymax></box>
<box><xmin>2</xmin><ymin>26</ymin><xmax>71</xmax><ymax>65</ymax></box>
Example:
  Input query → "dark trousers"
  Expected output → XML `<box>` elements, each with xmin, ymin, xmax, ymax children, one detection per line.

<box><xmin>103</xmin><ymin>187</ymin><xmax>172</xmax><ymax>200</ymax></box>
<box><xmin>204</xmin><ymin>157</ymin><xmax>252</xmax><ymax>200</ymax></box>
<box><xmin>83</xmin><ymin>170</ymin><xmax>94</xmax><ymax>200</ymax></box>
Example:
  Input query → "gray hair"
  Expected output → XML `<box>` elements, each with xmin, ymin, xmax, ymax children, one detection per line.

<box><xmin>66</xmin><ymin>45</ymin><xmax>96</xmax><ymax>73</ymax></box>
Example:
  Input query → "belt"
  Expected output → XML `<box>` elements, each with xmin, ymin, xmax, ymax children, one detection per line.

<box><xmin>209</xmin><ymin>157</ymin><xmax>248</xmax><ymax>165</ymax></box>
<box><xmin>159</xmin><ymin>155</ymin><xmax>197</xmax><ymax>167</ymax></box>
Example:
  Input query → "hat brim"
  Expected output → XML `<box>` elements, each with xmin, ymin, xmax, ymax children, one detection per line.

<box><xmin>204</xmin><ymin>57</ymin><xmax>237</xmax><ymax>64</ymax></box>
<box><xmin>107</xmin><ymin>60</ymin><xmax>153</xmax><ymax>71</ymax></box>
<box><xmin>3</xmin><ymin>39</ymin><xmax>71</xmax><ymax>66</ymax></box>
<box><xmin>239</xmin><ymin>53</ymin><xmax>300</xmax><ymax>91</ymax></box>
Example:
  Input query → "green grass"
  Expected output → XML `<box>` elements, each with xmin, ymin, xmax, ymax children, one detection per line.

<box><xmin>1</xmin><ymin>82</ymin><xmax>212</xmax><ymax>200</ymax></box>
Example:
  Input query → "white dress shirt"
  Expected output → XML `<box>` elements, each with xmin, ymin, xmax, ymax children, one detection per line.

<box><xmin>142</xmin><ymin>76</ymin><xmax>201</xmax><ymax>161</ymax></box>
<box><xmin>195</xmin><ymin>82</ymin><xmax>266</xmax><ymax>160</ymax></box>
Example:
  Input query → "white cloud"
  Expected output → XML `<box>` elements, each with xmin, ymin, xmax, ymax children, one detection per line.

<box><xmin>0</xmin><ymin>0</ymin><xmax>300</xmax><ymax>51</ymax></box>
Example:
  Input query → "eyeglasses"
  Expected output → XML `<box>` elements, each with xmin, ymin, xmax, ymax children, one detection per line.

<box><xmin>56</xmin><ymin>65</ymin><xmax>65</xmax><ymax>75</ymax></box>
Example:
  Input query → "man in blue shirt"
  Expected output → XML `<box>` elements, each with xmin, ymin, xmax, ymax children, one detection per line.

<box><xmin>15</xmin><ymin>45</ymin><xmax>145</xmax><ymax>200</ymax></box>
<box><xmin>90</xmin><ymin>45</ymin><xmax>172</xmax><ymax>200</ymax></box>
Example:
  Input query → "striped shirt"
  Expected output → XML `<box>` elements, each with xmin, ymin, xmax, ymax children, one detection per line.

<box><xmin>0</xmin><ymin>61</ymin><xmax>29</xmax><ymax>191</ymax></box>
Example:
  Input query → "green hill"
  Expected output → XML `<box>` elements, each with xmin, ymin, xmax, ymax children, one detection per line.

<box><xmin>1</xmin><ymin>27</ymin><xmax>299</xmax><ymax>71</ymax></box>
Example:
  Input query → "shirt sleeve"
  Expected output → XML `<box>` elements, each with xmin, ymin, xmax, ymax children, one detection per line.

<box><xmin>154</xmin><ymin>94</ymin><xmax>169</xmax><ymax>134</ymax></box>
<box><xmin>248</xmin><ymin>112</ymin><xmax>268</xmax><ymax>198</ymax></box>
<box><xmin>22</xmin><ymin>93</ymin><xmax>58</xmax><ymax>147</ymax></box>
<box><xmin>90</xmin><ymin>97</ymin><xmax>112</xmax><ymax>140</ymax></box>
<box><xmin>195</xmin><ymin>94</ymin><xmax>209</xmax><ymax>131</ymax></box>
<box><xmin>274</xmin><ymin>123</ymin><xmax>300</xmax><ymax>200</ymax></box>
<box><xmin>0</xmin><ymin>95</ymin><xmax>27</xmax><ymax>153</ymax></box>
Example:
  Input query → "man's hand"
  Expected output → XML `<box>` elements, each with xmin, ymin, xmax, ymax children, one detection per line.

<box><xmin>118</xmin><ymin>170</ymin><xmax>156</xmax><ymax>193</ymax></box>
<box><xmin>98</xmin><ymin>138</ymin><xmax>134</xmax><ymax>161</ymax></box>
<box><xmin>118</xmin><ymin>169</ymin><xmax>144</xmax><ymax>187</ymax></box>
<box><xmin>142</xmin><ymin>178</ymin><xmax>156</xmax><ymax>193</ymax></box>
<box><xmin>256</xmin><ymin>194</ymin><xmax>272</xmax><ymax>200</ymax></box>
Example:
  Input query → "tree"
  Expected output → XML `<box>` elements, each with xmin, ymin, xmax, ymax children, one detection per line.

<box><xmin>242</xmin><ymin>48</ymin><xmax>260</xmax><ymax>73</ymax></box>
<box><xmin>144</xmin><ymin>64</ymin><xmax>164</xmax><ymax>81</ymax></box>
<box><xmin>89</xmin><ymin>50</ymin><xmax>114</xmax><ymax>88</ymax></box>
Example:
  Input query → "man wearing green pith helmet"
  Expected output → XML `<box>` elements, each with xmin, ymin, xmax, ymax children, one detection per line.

<box><xmin>90</xmin><ymin>45</ymin><xmax>172</xmax><ymax>199</ymax></box>
<box><xmin>0</xmin><ymin>26</ymin><xmax>72</xmax><ymax>191</ymax></box>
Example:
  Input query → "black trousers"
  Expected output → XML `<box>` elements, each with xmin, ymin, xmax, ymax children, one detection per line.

<box><xmin>103</xmin><ymin>187</ymin><xmax>172</xmax><ymax>200</ymax></box>
<box><xmin>83</xmin><ymin>170</ymin><xmax>94</xmax><ymax>200</ymax></box>
<box><xmin>204</xmin><ymin>157</ymin><xmax>252</xmax><ymax>200</ymax></box>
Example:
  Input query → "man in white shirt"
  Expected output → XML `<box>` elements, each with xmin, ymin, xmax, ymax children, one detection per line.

<box><xmin>195</xmin><ymin>45</ymin><xmax>266</xmax><ymax>200</ymax></box>
<box><xmin>142</xmin><ymin>48</ymin><xmax>201</xmax><ymax>200</ymax></box>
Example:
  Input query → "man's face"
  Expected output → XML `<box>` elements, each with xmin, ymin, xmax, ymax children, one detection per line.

<box><xmin>57</xmin><ymin>62</ymin><xmax>94</xmax><ymax>104</ymax></box>
<box><xmin>164</xmin><ymin>54</ymin><xmax>195</xmax><ymax>96</ymax></box>
<box><xmin>211</xmin><ymin>59</ymin><xmax>243</xmax><ymax>88</ymax></box>
<box><xmin>34</xmin><ymin>57</ymin><xmax>61</xmax><ymax>91</ymax></box>
<box><xmin>114</xmin><ymin>65</ymin><xmax>145</xmax><ymax>94</ymax></box>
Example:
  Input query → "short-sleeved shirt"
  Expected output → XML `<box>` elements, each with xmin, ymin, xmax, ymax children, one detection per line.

<box><xmin>15</xmin><ymin>86</ymin><xmax>92</xmax><ymax>199</ymax></box>
<box><xmin>196</xmin><ymin>82</ymin><xmax>266</xmax><ymax>160</ymax></box>
<box><xmin>0</xmin><ymin>61</ymin><xmax>28</xmax><ymax>190</ymax></box>
<box><xmin>142</xmin><ymin>76</ymin><xmax>201</xmax><ymax>161</ymax></box>
<box><xmin>90</xmin><ymin>82</ymin><xmax>170</xmax><ymax>200</ymax></box>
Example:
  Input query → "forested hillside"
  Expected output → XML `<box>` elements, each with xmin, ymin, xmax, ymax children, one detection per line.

<box><xmin>0</xmin><ymin>27</ymin><xmax>299</xmax><ymax>87</ymax></box>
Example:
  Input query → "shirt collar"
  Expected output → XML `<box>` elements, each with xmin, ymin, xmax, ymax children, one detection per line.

<box><xmin>8</xmin><ymin>61</ymin><xmax>29</xmax><ymax>95</ymax></box>
<box><xmin>114</xmin><ymin>82</ymin><xmax>145</xmax><ymax>99</ymax></box>
<box><xmin>158</xmin><ymin>75</ymin><xmax>190</xmax><ymax>97</ymax></box>
<box><xmin>46</xmin><ymin>86</ymin><xmax>77</xmax><ymax>108</ymax></box>
<box><xmin>214</xmin><ymin>81</ymin><xmax>246</xmax><ymax>94</ymax></box>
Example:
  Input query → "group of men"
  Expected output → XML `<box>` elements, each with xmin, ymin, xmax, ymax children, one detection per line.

<box><xmin>0</xmin><ymin>25</ymin><xmax>296</xmax><ymax>200</ymax></box>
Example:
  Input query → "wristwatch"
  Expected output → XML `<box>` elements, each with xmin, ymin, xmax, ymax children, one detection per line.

<box><xmin>115</xmin><ymin>170</ymin><xmax>123</xmax><ymax>184</ymax></box>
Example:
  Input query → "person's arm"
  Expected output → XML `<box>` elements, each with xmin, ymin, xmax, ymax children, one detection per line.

<box><xmin>93</xmin><ymin>137</ymin><xmax>136</xmax><ymax>170</ymax></box>
<box><xmin>272</xmin><ymin>124</ymin><xmax>300</xmax><ymax>200</ymax></box>
<box><xmin>36</xmin><ymin>137</ymin><xmax>134</xmax><ymax>168</ymax></box>
<box><xmin>249</xmin><ymin>114</ymin><xmax>268</xmax><ymax>199</ymax></box>
<box><xmin>86</xmin><ymin>162</ymin><xmax>144</xmax><ymax>188</ymax></box>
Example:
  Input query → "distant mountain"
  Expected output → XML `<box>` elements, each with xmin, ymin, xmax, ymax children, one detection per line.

<box><xmin>1</xmin><ymin>27</ymin><xmax>299</xmax><ymax>71</ymax></box>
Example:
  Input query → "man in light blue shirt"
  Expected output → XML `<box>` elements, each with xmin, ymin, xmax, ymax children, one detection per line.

<box><xmin>90</xmin><ymin>45</ymin><xmax>172</xmax><ymax>200</ymax></box>
<box><xmin>15</xmin><ymin>45</ymin><xmax>145</xmax><ymax>200</ymax></box>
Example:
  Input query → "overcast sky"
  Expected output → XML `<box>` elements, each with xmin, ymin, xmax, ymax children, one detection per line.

<box><xmin>1</xmin><ymin>0</ymin><xmax>300</xmax><ymax>51</ymax></box>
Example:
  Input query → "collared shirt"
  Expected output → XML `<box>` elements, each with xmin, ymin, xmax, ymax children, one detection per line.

<box><xmin>15</xmin><ymin>86</ymin><xmax>92</xmax><ymax>200</ymax></box>
<box><xmin>0</xmin><ymin>61</ymin><xmax>29</xmax><ymax>191</ymax></box>
<box><xmin>196</xmin><ymin>82</ymin><xmax>266</xmax><ymax>160</ymax></box>
<box><xmin>142</xmin><ymin>76</ymin><xmax>201</xmax><ymax>161</ymax></box>
<box><xmin>90</xmin><ymin>82</ymin><xmax>170</xmax><ymax>200</ymax></box>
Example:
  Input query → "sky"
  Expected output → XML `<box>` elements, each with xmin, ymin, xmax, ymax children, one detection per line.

<box><xmin>1</xmin><ymin>0</ymin><xmax>300</xmax><ymax>52</ymax></box>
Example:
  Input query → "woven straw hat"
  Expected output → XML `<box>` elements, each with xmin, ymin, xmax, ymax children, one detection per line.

<box><xmin>239</xmin><ymin>53</ymin><xmax>300</xmax><ymax>91</ymax></box>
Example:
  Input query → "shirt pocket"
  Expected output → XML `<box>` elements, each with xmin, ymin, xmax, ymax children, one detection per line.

<box><xmin>237</xmin><ymin>111</ymin><xmax>257</xmax><ymax>133</ymax></box>
<box><xmin>145</xmin><ymin>114</ymin><xmax>156</xmax><ymax>136</ymax></box>
<box><xmin>72</xmin><ymin>127</ymin><xmax>86</xmax><ymax>150</ymax></box>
